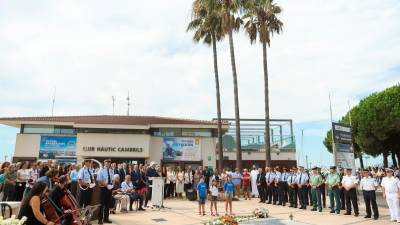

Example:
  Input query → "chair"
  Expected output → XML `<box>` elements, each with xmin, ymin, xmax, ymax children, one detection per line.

<box><xmin>1</xmin><ymin>203</ymin><xmax>12</xmax><ymax>219</ymax></box>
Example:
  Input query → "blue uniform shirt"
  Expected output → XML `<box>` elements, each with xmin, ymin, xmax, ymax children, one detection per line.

<box><xmin>197</xmin><ymin>182</ymin><xmax>207</xmax><ymax>198</ymax></box>
<box><xmin>224</xmin><ymin>181</ymin><xmax>235</xmax><ymax>192</ymax></box>
<box><xmin>265</xmin><ymin>172</ymin><xmax>276</xmax><ymax>183</ymax></box>
<box><xmin>78</xmin><ymin>166</ymin><xmax>92</xmax><ymax>183</ymax></box>
<box><xmin>97</xmin><ymin>167</ymin><xmax>114</xmax><ymax>185</ymax></box>
<box><xmin>296</xmin><ymin>172</ymin><xmax>309</xmax><ymax>185</ymax></box>
<box><xmin>70</xmin><ymin>170</ymin><xmax>78</xmax><ymax>181</ymax></box>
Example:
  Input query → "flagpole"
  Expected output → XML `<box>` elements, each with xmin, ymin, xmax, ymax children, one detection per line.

<box><xmin>329</xmin><ymin>93</ymin><xmax>337</xmax><ymax>166</ymax></box>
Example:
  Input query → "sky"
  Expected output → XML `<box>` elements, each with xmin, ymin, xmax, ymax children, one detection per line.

<box><xmin>0</xmin><ymin>0</ymin><xmax>399</xmax><ymax>167</ymax></box>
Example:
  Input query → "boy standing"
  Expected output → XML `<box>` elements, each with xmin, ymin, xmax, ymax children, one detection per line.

<box><xmin>197</xmin><ymin>176</ymin><xmax>207</xmax><ymax>216</ymax></box>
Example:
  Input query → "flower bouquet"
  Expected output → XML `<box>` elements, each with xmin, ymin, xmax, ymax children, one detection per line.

<box><xmin>204</xmin><ymin>215</ymin><xmax>256</xmax><ymax>225</ymax></box>
<box><xmin>252</xmin><ymin>207</ymin><xmax>269</xmax><ymax>218</ymax></box>
<box><xmin>0</xmin><ymin>215</ymin><xmax>27</xmax><ymax>225</ymax></box>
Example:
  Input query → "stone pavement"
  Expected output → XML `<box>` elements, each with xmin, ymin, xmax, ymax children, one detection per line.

<box><xmin>105</xmin><ymin>194</ymin><xmax>393</xmax><ymax>225</ymax></box>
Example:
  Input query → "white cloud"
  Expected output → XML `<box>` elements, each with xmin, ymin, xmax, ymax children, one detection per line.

<box><xmin>0</xmin><ymin>0</ymin><xmax>399</xmax><ymax>125</ymax></box>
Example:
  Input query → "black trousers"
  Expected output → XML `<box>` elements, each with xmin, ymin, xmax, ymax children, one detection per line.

<box><xmin>363</xmin><ymin>190</ymin><xmax>378</xmax><ymax>217</ymax></box>
<box><xmin>14</xmin><ymin>182</ymin><xmax>26</xmax><ymax>201</ymax></box>
<box><xmin>79</xmin><ymin>188</ymin><xmax>92</xmax><ymax>208</ymax></box>
<box><xmin>267</xmin><ymin>185</ymin><xmax>277</xmax><ymax>203</ymax></box>
<box><xmin>128</xmin><ymin>192</ymin><xmax>144</xmax><ymax>209</ymax></box>
<box><xmin>257</xmin><ymin>184</ymin><xmax>265</xmax><ymax>202</ymax></box>
<box><xmin>279</xmin><ymin>182</ymin><xmax>288</xmax><ymax>205</ymax></box>
<box><xmin>344</xmin><ymin>188</ymin><xmax>359</xmax><ymax>214</ymax></box>
<box><xmin>320</xmin><ymin>183</ymin><xmax>326</xmax><ymax>207</ymax></box>
<box><xmin>298</xmin><ymin>186</ymin><xmax>307</xmax><ymax>208</ymax></box>
<box><xmin>340</xmin><ymin>188</ymin><xmax>346</xmax><ymax>209</ymax></box>
<box><xmin>289</xmin><ymin>187</ymin><xmax>298</xmax><ymax>207</ymax></box>
<box><xmin>98</xmin><ymin>187</ymin><xmax>112</xmax><ymax>222</ymax></box>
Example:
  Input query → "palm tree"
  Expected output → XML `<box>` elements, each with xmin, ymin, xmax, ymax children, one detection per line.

<box><xmin>242</xmin><ymin>0</ymin><xmax>283</xmax><ymax>166</ymax></box>
<box><xmin>187</xmin><ymin>0</ymin><xmax>225</xmax><ymax>172</ymax></box>
<box><xmin>221</xmin><ymin>0</ymin><xmax>243</xmax><ymax>171</ymax></box>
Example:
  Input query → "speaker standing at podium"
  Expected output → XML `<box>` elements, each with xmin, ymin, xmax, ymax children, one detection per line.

<box><xmin>97</xmin><ymin>159</ymin><xmax>114</xmax><ymax>224</ymax></box>
<box><xmin>145</xmin><ymin>162</ymin><xmax>159</xmax><ymax>207</ymax></box>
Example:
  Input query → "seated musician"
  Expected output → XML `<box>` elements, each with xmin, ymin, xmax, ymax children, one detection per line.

<box><xmin>49</xmin><ymin>175</ymin><xmax>73</xmax><ymax>225</ymax></box>
<box><xmin>18</xmin><ymin>182</ymin><xmax>55</xmax><ymax>225</ymax></box>
<box><xmin>121</xmin><ymin>175</ymin><xmax>145</xmax><ymax>211</ymax></box>
<box><xmin>110</xmin><ymin>174</ymin><xmax>129</xmax><ymax>213</ymax></box>
<box><xmin>37</xmin><ymin>169</ymin><xmax>59</xmax><ymax>190</ymax></box>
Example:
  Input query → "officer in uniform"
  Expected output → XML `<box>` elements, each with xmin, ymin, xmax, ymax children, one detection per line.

<box><xmin>296</xmin><ymin>166</ymin><xmax>309</xmax><ymax>209</ymax></box>
<box><xmin>274</xmin><ymin>167</ymin><xmax>282</xmax><ymax>205</ymax></box>
<box><xmin>317</xmin><ymin>167</ymin><xmax>326</xmax><ymax>208</ymax></box>
<box><xmin>339</xmin><ymin>168</ymin><xmax>346</xmax><ymax>210</ymax></box>
<box><xmin>97</xmin><ymin>159</ymin><xmax>114</xmax><ymax>224</ymax></box>
<box><xmin>287</xmin><ymin>167</ymin><xmax>298</xmax><ymax>208</ymax></box>
<box><xmin>265</xmin><ymin>167</ymin><xmax>276</xmax><ymax>204</ymax></box>
<box><xmin>360</xmin><ymin>168</ymin><xmax>379</xmax><ymax>220</ymax></box>
<box><xmin>280</xmin><ymin>167</ymin><xmax>289</xmax><ymax>206</ymax></box>
<box><xmin>77</xmin><ymin>159</ymin><xmax>95</xmax><ymax>208</ymax></box>
<box><xmin>310</xmin><ymin>167</ymin><xmax>323</xmax><ymax>212</ymax></box>
<box><xmin>342</xmin><ymin>168</ymin><xmax>359</xmax><ymax>216</ymax></box>
<box><xmin>326</xmin><ymin>166</ymin><xmax>341</xmax><ymax>214</ymax></box>
<box><xmin>381</xmin><ymin>168</ymin><xmax>400</xmax><ymax>222</ymax></box>
<box><xmin>256</xmin><ymin>168</ymin><xmax>266</xmax><ymax>203</ymax></box>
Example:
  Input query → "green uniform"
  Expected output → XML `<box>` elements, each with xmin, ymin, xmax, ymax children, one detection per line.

<box><xmin>310</xmin><ymin>173</ymin><xmax>323</xmax><ymax>210</ymax></box>
<box><xmin>326</xmin><ymin>172</ymin><xmax>341</xmax><ymax>213</ymax></box>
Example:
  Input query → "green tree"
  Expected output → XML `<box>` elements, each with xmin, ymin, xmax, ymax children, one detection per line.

<box><xmin>242</xmin><ymin>0</ymin><xmax>283</xmax><ymax>167</ymax></box>
<box><xmin>221</xmin><ymin>0</ymin><xmax>243</xmax><ymax>170</ymax></box>
<box><xmin>187</xmin><ymin>0</ymin><xmax>225</xmax><ymax>172</ymax></box>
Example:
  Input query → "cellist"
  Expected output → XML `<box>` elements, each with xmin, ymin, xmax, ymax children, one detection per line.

<box><xmin>49</xmin><ymin>175</ymin><xmax>73</xmax><ymax>225</ymax></box>
<box><xmin>18</xmin><ymin>182</ymin><xmax>56</xmax><ymax>225</ymax></box>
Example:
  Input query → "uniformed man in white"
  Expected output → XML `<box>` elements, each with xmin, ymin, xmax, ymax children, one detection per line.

<box><xmin>342</xmin><ymin>168</ymin><xmax>359</xmax><ymax>216</ymax></box>
<box><xmin>97</xmin><ymin>159</ymin><xmax>115</xmax><ymax>224</ymax></box>
<box><xmin>265</xmin><ymin>167</ymin><xmax>276</xmax><ymax>204</ymax></box>
<box><xmin>381</xmin><ymin>168</ymin><xmax>400</xmax><ymax>222</ymax></box>
<box><xmin>360</xmin><ymin>168</ymin><xmax>379</xmax><ymax>220</ymax></box>
<box><xmin>287</xmin><ymin>167</ymin><xmax>298</xmax><ymax>208</ymax></box>
<box><xmin>296</xmin><ymin>166</ymin><xmax>309</xmax><ymax>209</ymax></box>
<box><xmin>77</xmin><ymin>159</ymin><xmax>95</xmax><ymax>208</ymax></box>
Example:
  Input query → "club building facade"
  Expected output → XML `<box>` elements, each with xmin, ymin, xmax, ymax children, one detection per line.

<box><xmin>0</xmin><ymin>115</ymin><xmax>297</xmax><ymax>169</ymax></box>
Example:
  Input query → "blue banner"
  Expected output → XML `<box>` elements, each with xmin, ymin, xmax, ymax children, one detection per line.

<box><xmin>39</xmin><ymin>136</ymin><xmax>77</xmax><ymax>160</ymax></box>
<box><xmin>162</xmin><ymin>137</ymin><xmax>201</xmax><ymax>161</ymax></box>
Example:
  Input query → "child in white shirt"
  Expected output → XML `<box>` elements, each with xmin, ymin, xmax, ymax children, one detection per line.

<box><xmin>210</xmin><ymin>179</ymin><xmax>219</xmax><ymax>216</ymax></box>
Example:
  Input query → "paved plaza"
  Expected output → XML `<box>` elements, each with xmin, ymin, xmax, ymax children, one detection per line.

<box><xmin>105</xmin><ymin>193</ymin><xmax>393</xmax><ymax>225</ymax></box>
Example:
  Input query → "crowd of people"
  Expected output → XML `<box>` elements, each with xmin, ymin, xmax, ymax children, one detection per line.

<box><xmin>1</xmin><ymin>159</ymin><xmax>400</xmax><ymax>224</ymax></box>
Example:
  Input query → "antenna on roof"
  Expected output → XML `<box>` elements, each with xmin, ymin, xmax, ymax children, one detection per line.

<box><xmin>51</xmin><ymin>86</ymin><xmax>56</xmax><ymax>116</ymax></box>
<box><xmin>126</xmin><ymin>91</ymin><xmax>131</xmax><ymax>116</ymax></box>
<box><xmin>111</xmin><ymin>96</ymin><xmax>116</xmax><ymax>115</ymax></box>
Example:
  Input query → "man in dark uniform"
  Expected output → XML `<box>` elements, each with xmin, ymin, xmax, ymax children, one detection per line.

<box><xmin>287</xmin><ymin>167</ymin><xmax>298</xmax><ymax>208</ymax></box>
<box><xmin>339</xmin><ymin>168</ymin><xmax>346</xmax><ymax>210</ymax></box>
<box><xmin>256</xmin><ymin>168</ymin><xmax>266</xmax><ymax>203</ymax></box>
<box><xmin>318</xmin><ymin>167</ymin><xmax>327</xmax><ymax>208</ymax></box>
<box><xmin>280</xmin><ymin>167</ymin><xmax>289</xmax><ymax>206</ymax></box>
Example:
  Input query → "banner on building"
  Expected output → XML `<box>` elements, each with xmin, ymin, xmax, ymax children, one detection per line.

<box><xmin>162</xmin><ymin>137</ymin><xmax>201</xmax><ymax>161</ymax></box>
<box><xmin>39</xmin><ymin>136</ymin><xmax>77</xmax><ymax>161</ymax></box>
<box><xmin>332</xmin><ymin>122</ymin><xmax>355</xmax><ymax>170</ymax></box>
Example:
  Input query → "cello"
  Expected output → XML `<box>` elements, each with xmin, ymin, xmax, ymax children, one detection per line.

<box><xmin>41</xmin><ymin>195</ymin><xmax>62</xmax><ymax>225</ymax></box>
<box><xmin>60</xmin><ymin>189</ymin><xmax>87</xmax><ymax>225</ymax></box>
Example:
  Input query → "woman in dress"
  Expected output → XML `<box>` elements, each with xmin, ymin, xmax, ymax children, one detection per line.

<box><xmin>18</xmin><ymin>182</ymin><xmax>55</xmax><ymax>225</ymax></box>
<box><xmin>184</xmin><ymin>166</ymin><xmax>193</xmax><ymax>193</ymax></box>
<box><xmin>166</xmin><ymin>167</ymin><xmax>176</xmax><ymax>198</ymax></box>
<box><xmin>193</xmin><ymin>169</ymin><xmax>201</xmax><ymax>192</ymax></box>
<box><xmin>175</xmin><ymin>167</ymin><xmax>184</xmax><ymax>198</ymax></box>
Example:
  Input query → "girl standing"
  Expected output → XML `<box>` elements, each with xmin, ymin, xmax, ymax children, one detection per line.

<box><xmin>209</xmin><ymin>179</ymin><xmax>219</xmax><ymax>216</ymax></box>
<box><xmin>224</xmin><ymin>175</ymin><xmax>234</xmax><ymax>215</ymax></box>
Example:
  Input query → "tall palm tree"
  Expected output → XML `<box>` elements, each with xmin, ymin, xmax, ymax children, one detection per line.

<box><xmin>221</xmin><ymin>0</ymin><xmax>243</xmax><ymax>171</ymax></box>
<box><xmin>242</xmin><ymin>0</ymin><xmax>283</xmax><ymax>167</ymax></box>
<box><xmin>187</xmin><ymin>0</ymin><xmax>225</xmax><ymax>172</ymax></box>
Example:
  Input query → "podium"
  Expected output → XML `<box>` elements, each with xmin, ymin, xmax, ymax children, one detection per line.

<box><xmin>151</xmin><ymin>177</ymin><xmax>165</xmax><ymax>208</ymax></box>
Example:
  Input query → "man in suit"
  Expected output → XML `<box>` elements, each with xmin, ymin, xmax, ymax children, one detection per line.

<box><xmin>130</xmin><ymin>164</ymin><xmax>140</xmax><ymax>184</ymax></box>
<box><xmin>119</xmin><ymin>163</ymin><xmax>129</xmax><ymax>182</ymax></box>
<box><xmin>256</xmin><ymin>168</ymin><xmax>266</xmax><ymax>203</ymax></box>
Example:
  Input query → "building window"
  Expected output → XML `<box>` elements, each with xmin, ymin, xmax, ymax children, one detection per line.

<box><xmin>22</xmin><ymin>125</ymin><xmax>76</xmax><ymax>134</ymax></box>
<box><xmin>182</xmin><ymin>128</ymin><xmax>211</xmax><ymax>137</ymax></box>
<box><xmin>151</xmin><ymin>128</ymin><xmax>212</xmax><ymax>137</ymax></box>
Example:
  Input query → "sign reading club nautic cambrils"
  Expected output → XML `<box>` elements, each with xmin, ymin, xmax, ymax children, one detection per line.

<box><xmin>332</xmin><ymin>122</ymin><xmax>355</xmax><ymax>170</ymax></box>
<box><xmin>82</xmin><ymin>146</ymin><xmax>143</xmax><ymax>152</ymax></box>
<box><xmin>163</xmin><ymin>137</ymin><xmax>201</xmax><ymax>161</ymax></box>
<box><xmin>39</xmin><ymin>135</ymin><xmax>77</xmax><ymax>160</ymax></box>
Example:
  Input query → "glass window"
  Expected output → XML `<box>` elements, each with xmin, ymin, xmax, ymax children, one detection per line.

<box><xmin>182</xmin><ymin>128</ymin><xmax>212</xmax><ymax>137</ymax></box>
<box><xmin>23</xmin><ymin>125</ymin><xmax>55</xmax><ymax>134</ymax></box>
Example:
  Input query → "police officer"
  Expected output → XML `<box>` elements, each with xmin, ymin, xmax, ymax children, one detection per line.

<box><xmin>310</xmin><ymin>167</ymin><xmax>323</xmax><ymax>212</ymax></box>
<box><xmin>280</xmin><ymin>167</ymin><xmax>289</xmax><ymax>206</ymax></box>
<box><xmin>381</xmin><ymin>168</ymin><xmax>399</xmax><ymax>222</ymax></box>
<box><xmin>265</xmin><ymin>167</ymin><xmax>276</xmax><ymax>204</ymax></box>
<box><xmin>256</xmin><ymin>168</ymin><xmax>266</xmax><ymax>203</ymax></box>
<box><xmin>339</xmin><ymin>168</ymin><xmax>346</xmax><ymax>210</ymax></box>
<box><xmin>77</xmin><ymin>159</ymin><xmax>95</xmax><ymax>208</ymax></box>
<box><xmin>274</xmin><ymin>167</ymin><xmax>282</xmax><ymax>205</ymax></box>
<box><xmin>296</xmin><ymin>166</ymin><xmax>309</xmax><ymax>209</ymax></box>
<box><xmin>360</xmin><ymin>168</ymin><xmax>379</xmax><ymax>220</ymax></box>
<box><xmin>97</xmin><ymin>159</ymin><xmax>114</xmax><ymax>224</ymax></box>
<box><xmin>317</xmin><ymin>167</ymin><xmax>326</xmax><ymax>208</ymax></box>
<box><xmin>326</xmin><ymin>166</ymin><xmax>341</xmax><ymax>214</ymax></box>
<box><xmin>287</xmin><ymin>167</ymin><xmax>298</xmax><ymax>208</ymax></box>
<box><xmin>342</xmin><ymin>168</ymin><xmax>359</xmax><ymax>216</ymax></box>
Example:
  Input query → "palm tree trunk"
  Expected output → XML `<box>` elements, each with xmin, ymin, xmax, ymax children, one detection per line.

<box><xmin>359</xmin><ymin>156</ymin><xmax>364</xmax><ymax>169</ymax></box>
<box><xmin>262</xmin><ymin>41</ymin><xmax>271</xmax><ymax>167</ymax></box>
<box><xmin>228</xmin><ymin>29</ymin><xmax>242</xmax><ymax>171</ymax></box>
<box><xmin>383</xmin><ymin>151</ymin><xmax>389</xmax><ymax>168</ymax></box>
<box><xmin>212</xmin><ymin>34</ymin><xmax>224</xmax><ymax>173</ymax></box>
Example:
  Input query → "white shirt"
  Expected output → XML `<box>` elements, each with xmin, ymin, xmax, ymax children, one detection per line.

<box><xmin>359</xmin><ymin>177</ymin><xmax>377</xmax><ymax>191</ymax></box>
<box><xmin>381</xmin><ymin>176</ymin><xmax>400</xmax><ymax>194</ymax></box>
<box><xmin>210</xmin><ymin>186</ymin><xmax>219</xmax><ymax>197</ymax></box>
<box><xmin>341</xmin><ymin>175</ymin><xmax>358</xmax><ymax>188</ymax></box>
<box><xmin>17</xmin><ymin>169</ymin><xmax>30</xmax><ymax>182</ymax></box>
